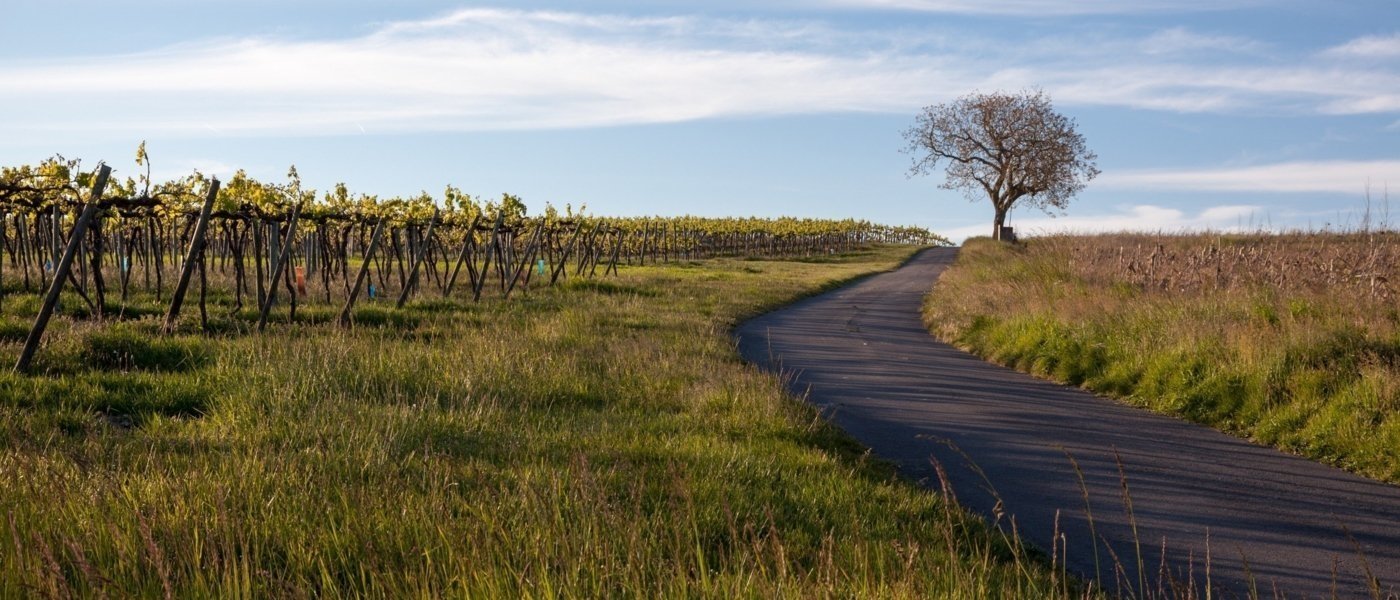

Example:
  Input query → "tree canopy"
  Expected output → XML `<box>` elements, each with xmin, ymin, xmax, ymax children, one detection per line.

<box><xmin>904</xmin><ymin>90</ymin><xmax>1099</xmax><ymax>240</ymax></box>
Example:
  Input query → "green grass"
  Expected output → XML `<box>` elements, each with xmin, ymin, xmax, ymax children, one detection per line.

<box><xmin>0</xmin><ymin>246</ymin><xmax>1071</xmax><ymax>598</ymax></box>
<box><xmin>926</xmin><ymin>236</ymin><xmax>1400</xmax><ymax>484</ymax></box>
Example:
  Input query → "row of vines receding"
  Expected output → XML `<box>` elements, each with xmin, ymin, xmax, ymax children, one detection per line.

<box><xmin>0</xmin><ymin>151</ymin><xmax>947</xmax><ymax>371</ymax></box>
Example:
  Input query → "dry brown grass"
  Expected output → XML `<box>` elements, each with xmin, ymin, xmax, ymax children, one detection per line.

<box><xmin>926</xmin><ymin>232</ymin><xmax>1400</xmax><ymax>483</ymax></box>
<box><xmin>1057</xmin><ymin>231</ymin><xmax>1396</xmax><ymax>302</ymax></box>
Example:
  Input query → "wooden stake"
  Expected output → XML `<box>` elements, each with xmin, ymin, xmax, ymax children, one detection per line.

<box><xmin>397</xmin><ymin>208</ymin><xmax>440</xmax><ymax>309</ymax></box>
<box><xmin>473</xmin><ymin>212</ymin><xmax>505</xmax><ymax>302</ymax></box>
<box><xmin>576</xmin><ymin>221</ymin><xmax>604</xmax><ymax>277</ymax></box>
<box><xmin>604</xmin><ymin>229</ymin><xmax>622</xmax><ymax>277</ymax></box>
<box><xmin>504</xmin><ymin>220</ymin><xmax>544</xmax><ymax>299</ymax></box>
<box><xmin>339</xmin><ymin>217</ymin><xmax>385</xmax><ymax>327</ymax></box>
<box><xmin>444</xmin><ymin>214</ymin><xmax>482</xmax><ymax>297</ymax></box>
<box><xmin>550</xmin><ymin>221</ymin><xmax>587</xmax><ymax>285</ymax></box>
<box><xmin>16</xmin><ymin>165</ymin><xmax>110</xmax><ymax>373</ymax></box>
<box><xmin>162</xmin><ymin>178</ymin><xmax>220</xmax><ymax>335</ymax></box>
<box><xmin>257</xmin><ymin>202</ymin><xmax>302</xmax><ymax>332</ymax></box>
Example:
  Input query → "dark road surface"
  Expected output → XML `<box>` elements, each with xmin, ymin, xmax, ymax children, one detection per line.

<box><xmin>734</xmin><ymin>247</ymin><xmax>1400</xmax><ymax>599</ymax></box>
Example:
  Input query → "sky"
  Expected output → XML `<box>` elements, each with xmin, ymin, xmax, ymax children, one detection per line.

<box><xmin>2</xmin><ymin>0</ymin><xmax>1398</xmax><ymax>241</ymax></box>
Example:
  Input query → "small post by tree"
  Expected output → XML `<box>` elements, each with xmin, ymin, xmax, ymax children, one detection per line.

<box><xmin>903</xmin><ymin>89</ymin><xmax>1099</xmax><ymax>241</ymax></box>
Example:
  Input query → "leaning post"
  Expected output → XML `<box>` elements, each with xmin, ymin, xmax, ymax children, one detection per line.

<box><xmin>338</xmin><ymin>217</ymin><xmax>386</xmax><ymax>327</ymax></box>
<box><xmin>550</xmin><ymin>221</ymin><xmax>586</xmax><ymax>285</ymax></box>
<box><xmin>472</xmin><ymin>212</ymin><xmax>505</xmax><ymax>302</ymax></box>
<box><xmin>504</xmin><ymin>220</ymin><xmax>544</xmax><ymax>299</ymax></box>
<box><xmin>257</xmin><ymin>201</ymin><xmax>303</xmax><ymax>332</ymax></box>
<box><xmin>397</xmin><ymin>208</ymin><xmax>440</xmax><ymax>309</ymax></box>
<box><xmin>161</xmin><ymin>178</ymin><xmax>220</xmax><ymax>335</ymax></box>
<box><xmin>15</xmin><ymin>165</ymin><xmax>111</xmax><ymax>373</ymax></box>
<box><xmin>444</xmin><ymin>213</ymin><xmax>482</xmax><ymax>297</ymax></box>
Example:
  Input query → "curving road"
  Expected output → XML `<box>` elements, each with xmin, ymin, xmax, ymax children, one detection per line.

<box><xmin>735</xmin><ymin>247</ymin><xmax>1400</xmax><ymax>599</ymax></box>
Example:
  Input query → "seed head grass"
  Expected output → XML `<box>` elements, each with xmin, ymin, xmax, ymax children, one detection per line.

<box><xmin>0</xmin><ymin>245</ymin><xmax>1070</xmax><ymax>598</ymax></box>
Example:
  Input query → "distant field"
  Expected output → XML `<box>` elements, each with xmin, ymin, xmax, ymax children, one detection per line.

<box><xmin>0</xmin><ymin>245</ymin><xmax>1071</xmax><ymax>598</ymax></box>
<box><xmin>926</xmin><ymin>233</ymin><xmax>1400</xmax><ymax>483</ymax></box>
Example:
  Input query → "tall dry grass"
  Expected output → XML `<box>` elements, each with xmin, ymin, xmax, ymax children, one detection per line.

<box><xmin>0</xmin><ymin>246</ymin><xmax>1080</xmax><ymax>598</ymax></box>
<box><xmin>926</xmin><ymin>232</ymin><xmax>1400</xmax><ymax>482</ymax></box>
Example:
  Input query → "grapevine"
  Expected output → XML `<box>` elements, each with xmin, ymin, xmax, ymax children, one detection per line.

<box><xmin>0</xmin><ymin>150</ymin><xmax>948</xmax><ymax>369</ymax></box>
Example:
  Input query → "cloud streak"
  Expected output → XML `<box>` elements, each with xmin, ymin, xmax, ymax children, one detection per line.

<box><xmin>0</xmin><ymin>9</ymin><xmax>1397</xmax><ymax>138</ymax></box>
<box><xmin>940</xmin><ymin>204</ymin><xmax>1266</xmax><ymax>241</ymax></box>
<box><xmin>2</xmin><ymin>10</ymin><xmax>955</xmax><ymax>136</ymax></box>
<box><xmin>1139</xmin><ymin>27</ymin><xmax>1266</xmax><ymax>56</ymax></box>
<box><xmin>1099</xmin><ymin>160</ymin><xmax>1400</xmax><ymax>194</ymax></box>
<box><xmin>1322</xmin><ymin>33</ymin><xmax>1400</xmax><ymax>58</ymax></box>
<box><xmin>826</xmin><ymin>0</ymin><xmax>1258</xmax><ymax>15</ymax></box>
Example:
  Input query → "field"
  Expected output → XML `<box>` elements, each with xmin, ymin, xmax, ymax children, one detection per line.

<box><xmin>926</xmin><ymin>233</ymin><xmax>1400</xmax><ymax>483</ymax></box>
<box><xmin>0</xmin><ymin>245</ymin><xmax>1080</xmax><ymax>597</ymax></box>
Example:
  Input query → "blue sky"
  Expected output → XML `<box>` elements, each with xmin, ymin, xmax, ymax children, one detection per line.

<box><xmin>3</xmin><ymin>0</ymin><xmax>1398</xmax><ymax>240</ymax></box>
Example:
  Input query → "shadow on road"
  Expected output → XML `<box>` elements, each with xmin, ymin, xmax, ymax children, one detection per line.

<box><xmin>736</xmin><ymin>247</ymin><xmax>1400</xmax><ymax>598</ymax></box>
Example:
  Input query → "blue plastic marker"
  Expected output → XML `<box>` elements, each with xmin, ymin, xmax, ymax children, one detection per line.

<box><xmin>536</xmin><ymin>259</ymin><xmax>546</xmax><ymax>275</ymax></box>
<box><xmin>368</xmin><ymin>284</ymin><xmax>376</xmax><ymax>299</ymax></box>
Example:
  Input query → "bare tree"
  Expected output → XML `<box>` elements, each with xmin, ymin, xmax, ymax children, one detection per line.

<box><xmin>904</xmin><ymin>90</ymin><xmax>1099</xmax><ymax>240</ymax></box>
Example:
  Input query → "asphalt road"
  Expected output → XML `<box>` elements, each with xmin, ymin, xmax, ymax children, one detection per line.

<box><xmin>734</xmin><ymin>247</ymin><xmax>1400</xmax><ymax>599</ymax></box>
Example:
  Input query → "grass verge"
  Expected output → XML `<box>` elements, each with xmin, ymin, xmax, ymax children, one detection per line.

<box><xmin>0</xmin><ymin>245</ymin><xmax>1071</xmax><ymax>597</ymax></box>
<box><xmin>926</xmin><ymin>235</ymin><xmax>1400</xmax><ymax>483</ymax></box>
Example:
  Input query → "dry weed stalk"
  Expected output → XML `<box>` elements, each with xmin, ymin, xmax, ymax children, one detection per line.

<box><xmin>1045</xmin><ymin>232</ymin><xmax>1397</xmax><ymax>302</ymax></box>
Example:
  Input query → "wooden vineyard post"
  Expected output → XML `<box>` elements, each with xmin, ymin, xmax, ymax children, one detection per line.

<box><xmin>444</xmin><ymin>214</ymin><xmax>482</xmax><ymax>297</ymax></box>
<box><xmin>576</xmin><ymin>221</ymin><xmax>604</xmax><ymax>277</ymax></box>
<box><xmin>161</xmin><ymin>178</ymin><xmax>220</xmax><ymax>335</ymax></box>
<box><xmin>252</xmin><ymin>219</ymin><xmax>266</xmax><ymax>308</ymax></box>
<box><xmin>339</xmin><ymin>217</ymin><xmax>385</xmax><ymax>327</ymax></box>
<box><xmin>49</xmin><ymin>205</ymin><xmax>60</xmax><ymax>286</ymax></box>
<box><xmin>0</xmin><ymin>214</ymin><xmax>6</xmax><ymax>311</ymax></box>
<box><xmin>88</xmin><ymin>208</ymin><xmax>105</xmax><ymax>318</ymax></box>
<box><xmin>603</xmin><ymin>228</ymin><xmax>623</xmax><ymax>276</ymax></box>
<box><xmin>550</xmin><ymin>221</ymin><xmax>586</xmax><ymax>285</ymax></box>
<box><xmin>397</xmin><ymin>208</ymin><xmax>440</xmax><ymax>309</ymax></box>
<box><xmin>472</xmin><ymin>212</ymin><xmax>505</xmax><ymax>302</ymax></box>
<box><xmin>504</xmin><ymin>220</ymin><xmax>544</xmax><ymax>299</ymax></box>
<box><xmin>495</xmin><ymin>227</ymin><xmax>511</xmax><ymax>293</ymax></box>
<box><xmin>257</xmin><ymin>202</ymin><xmax>303</xmax><ymax>332</ymax></box>
<box><xmin>15</xmin><ymin>165</ymin><xmax>111</xmax><ymax>373</ymax></box>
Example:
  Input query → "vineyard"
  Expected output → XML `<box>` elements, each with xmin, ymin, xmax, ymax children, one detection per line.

<box><xmin>0</xmin><ymin>162</ymin><xmax>1052</xmax><ymax>597</ymax></box>
<box><xmin>0</xmin><ymin>152</ymin><xmax>944</xmax><ymax>371</ymax></box>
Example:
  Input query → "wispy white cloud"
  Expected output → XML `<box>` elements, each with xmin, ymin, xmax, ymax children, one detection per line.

<box><xmin>941</xmin><ymin>204</ymin><xmax>1265</xmax><ymax>241</ymax></box>
<box><xmin>1139</xmin><ymin>27</ymin><xmax>1265</xmax><ymax>55</ymax></box>
<box><xmin>826</xmin><ymin>0</ymin><xmax>1257</xmax><ymax>15</ymax></box>
<box><xmin>1322</xmin><ymin>33</ymin><xmax>1400</xmax><ymax>58</ymax></box>
<box><xmin>1098</xmin><ymin>160</ymin><xmax>1400</xmax><ymax>194</ymax></box>
<box><xmin>0</xmin><ymin>10</ymin><xmax>1396</xmax><ymax>138</ymax></box>
<box><xmin>1</xmin><ymin>9</ymin><xmax>959</xmax><ymax>136</ymax></box>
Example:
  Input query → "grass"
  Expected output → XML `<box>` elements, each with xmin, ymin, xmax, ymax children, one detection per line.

<box><xmin>0</xmin><ymin>245</ymin><xmax>1076</xmax><ymax>597</ymax></box>
<box><xmin>925</xmin><ymin>234</ymin><xmax>1400</xmax><ymax>483</ymax></box>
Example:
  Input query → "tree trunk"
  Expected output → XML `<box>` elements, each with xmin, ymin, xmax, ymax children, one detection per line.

<box><xmin>992</xmin><ymin>206</ymin><xmax>1008</xmax><ymax>240</ymax></box>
